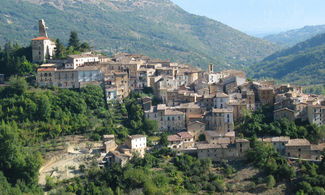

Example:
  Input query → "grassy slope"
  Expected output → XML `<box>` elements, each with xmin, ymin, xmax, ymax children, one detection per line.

<box><xmin>0</xmin><ymin>0</ymin><xmax>278</xmax><ymax>70</ymax></box>
<box><xmin>249</xmin><ymin>33</ymin><xmax>325</xmax><ymax>86</ymax></box>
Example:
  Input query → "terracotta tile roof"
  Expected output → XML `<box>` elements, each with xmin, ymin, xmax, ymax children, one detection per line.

<box><xmin>197</xmin><ymin>144</ymin><xmax>225</xmax><ymax>149</ymax></box>
<box><xmin>32</xmin><ymin>36</ymin><xmax>50</xmax><ymax>41</ymax></box>
<box><xmin>177</xmin><ymin>132</ymin><xmax>193</xmax><ymax>139</ymax></box>
<box><xmin>37</xmin><ymin>68</ymin><xmax>56</xmax><ymax>72</ymax></box>
<box><xmin>286</xmin><ymin>139</ymin><xmax>310</xmax><ymax>146</ymax></box>
<box><xmin>236</xmin><ymin>138</ymin><xmax>249</xmax><ymax>143</ymax></box>
<box><xmin>168</xmin><ymin>135</ymin><xmax>182</xmax><ymax>142</ymax></box>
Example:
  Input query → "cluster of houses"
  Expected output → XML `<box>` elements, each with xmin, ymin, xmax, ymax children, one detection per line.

<box><xmin>32</xmin><ymin>20</ymin><xmax>325</xmax><ymax>165</ymax></box>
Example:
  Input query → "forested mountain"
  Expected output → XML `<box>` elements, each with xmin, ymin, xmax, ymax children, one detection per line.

<box><xmin>0</xmin><ymin>0</ymin><xmax>278</xmax><ymax>70</ymax></box>
<box><xmin>264</xmin><ymin>25</ymin><xmax>325</xmax><ymax>47</ymax></box>
<box><xmin>249</xmin><ymin>33</ymin><xmax>325</xmax><ymax>86</ymax></box>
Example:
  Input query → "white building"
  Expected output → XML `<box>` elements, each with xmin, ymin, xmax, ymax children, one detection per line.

<box><xmin>66</xmin><ymin>53</ymin><xmax>99</xmax><ymax>69</ymax></box>
<box><xmin>125</xmin><ymin>135</ymin><xmax>147</xmax><ymax>157</ymax></box>
<box><xmin>32</xmin><ymin>37</ymin><xmax>56</xmax><ymax>63</ymax></box>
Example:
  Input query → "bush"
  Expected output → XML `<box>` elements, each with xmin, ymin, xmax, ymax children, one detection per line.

<box><xmin>45</xmin><ymin>176</ymin><xmax>55</xmax><ymax>191</ymax></box>
<box><xmin>266</xmin><ymin>175</ymin><xmax>276</xmax><ymax>189</ymax></box>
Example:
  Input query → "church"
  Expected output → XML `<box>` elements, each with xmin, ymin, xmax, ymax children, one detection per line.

<box><xmin>32</xmin><ymin>19</ymin><xmax>56</xmax><ymax>63</ymax></box>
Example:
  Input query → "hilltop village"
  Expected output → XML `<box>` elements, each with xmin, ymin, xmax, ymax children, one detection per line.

<box><xmin>33</xmin><ymin>20</ymin><xmax>325</xmax><ymax>166</ymax></box>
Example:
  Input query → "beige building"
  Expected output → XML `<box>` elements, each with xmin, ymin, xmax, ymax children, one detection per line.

<box><xmin>103</xmin><ymin>135</ymin><xmax>118</xmax><ymax>153</ymax></box>
<box><xmin>206</xmin><ymin>108</ymin><xmax>234</xmax><ymax>134</ymax></box>
<box><xmin>145</xmin><ymin>104</ymin><xmax>186</xmax><ymax>132</ymax></box>
<box><xmin>167</xmin><ymin>132</ymin><xmax>194</xmax><ymax>149</ymax></box>
<box><xmin>187</xmin><ymin>121</ymin><xmax>206</xmax><ymax>141</ymax></box>
<box><xmin>197</xmin><ymin>138</ymin><xmax>250</xmax><ymax>161</ymax></box>
<box><xmin>37</xmin><ymin>65</ymin><xmax>102</xmax><ymax>89</ymax></box>
<box><xmin>274</xmin><ymin>108</ymin><xmax>296</xmax><ymax>122</ymax></box>
<box><xmin>285</xmin><ymin>139</ymin><xmax>312</xmax><ymax>159</ymax></box>
<box><xmin>307</xmin><ymin>104</ymin><xmax>325</xmax><ymax>126</ymax></box>
<box><xmin>258</xmin><ymin>87</ymin><xmax>275</xmax><ymax>106</ymax></box>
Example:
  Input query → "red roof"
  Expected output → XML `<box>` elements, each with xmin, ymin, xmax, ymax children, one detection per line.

<box><xmin>32</xmin><ymin>37</ymin><xmax>50</xmax><ymax>41</ymax></box>
<box><xmin>38</xmin><ymin>68</ymin><xmax>55</xmax><ymax>72</ymax></box>
<box><xmin>177</xmin><ymin>132</ymin><xmax>193</xmax><ymax>139</ymax></box>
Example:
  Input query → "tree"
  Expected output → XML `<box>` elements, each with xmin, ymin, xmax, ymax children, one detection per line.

<box><xmin>55</xmin><ymin>39</ymin><xmax>65</xmax><ymax>59</ymax></box>
<box><xmin>68</xmin><ymin>31</ymin><xmax>80</xmax><ymax>49</ymax></box>
<box><xmin>159</xmin><ymin>133</ymin><xmax>169</xmax><ymax>147</ymax></box>
<box><xmin>143</xmin><ymin>119</ymin><xmax>158</xmax><ymax>135</ymax></box>
<box><xmin>7</xmin><ymin>76</ymin><xmax>28</xmax><ymax>96</ymax></box>
<box><xmin>80</xmin><ymin>42</ymin><xmax>90</xmax><ymax>52</ymax></box>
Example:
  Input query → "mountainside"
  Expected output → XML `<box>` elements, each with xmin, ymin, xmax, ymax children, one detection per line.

<box><xmin>250</xmin><ymin>33</ymin><xmax>325</xmax><ymax>86</ymax></box>
<box><xmin>264</xmin><ymin>25</ymin><xmax>325</xmax><ymax>47</ymax></box>
<box><xmin>0</xmin><ymin>0</ymin><xmax>278</xmax><ymax>70</ymax></box>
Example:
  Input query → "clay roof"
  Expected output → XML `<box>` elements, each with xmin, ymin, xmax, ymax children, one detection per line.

<box><xmin>165</xmin><ymin>109</ymin><xmax>184</xmax><ymax>116</ymax></box>
<box><xmin>212</xmin><ymin>108</ymin><xmax>233</xmax><ymax>113</ymax></box>
<box><xmin>128</xmin><ymin>135</ymin><xmax>146</xmax><ymax>139</ymax></box>
<box><xmin>68</xmin><ymin>54</ymin><xmax>98</xmax><ymax>58</ymax></box>
<box><xmin>225</xmin><ymin>131</ymin><xmax>235</xmax><ymax>137</ymax></box>
<box><xmin>32</xmin><ymin>36</ymin><xmax>50</xmax><ymax>41</ymax></box>
<box><xmin>177</xmin><ymin>132</ymin><xmax>193</xmax><ymax>139</ymax></box>
<box><xmin>188</xmin><ymin>114</ymin><xmax>204</xmax><ymax>119</ymax></box>
<box><xmin>311</xmin><ymin>143</ymin><xmax>325</xmax><ymax>151</ymax></box>
<box><xmin>215</xmin><ymin>93</ymin><xmax>229</xmax><ymax>98</ymax></box>
<box><xmin>38</xmin><ymin>68</ymin><xmax>56</xmax><ymax>72</ymax></box>
<box><xmin>205</xmin><ymin>131</ymin><xmax>224</xmax><ymax>138</ymax></box>
<box><xmin>216</xmin><ymin>137</ymin><xmax>231</xmax><ymax>144</ymax></box>
<box><xmin>274</xmin><ymin>108</ymin><xmax>295</xmax><ymax>113</ymax></box>
<box><xmin>168</xmin><ymin>135</ymin><xmax>182</xmax><ymax>142</ymax></box>
<box><xmin>286</xmin><ymin>139</ymin><xmax>310</xmax><ymax>146</ymax></box>
<box><xmin>271</xmin><ymin>136</ymin><xmax>290</xmax><ymax>142</ymax></box>
<box><xmin>197</xmin><ymin>144</ymin><xmax>225</xmax><ymax>149</ymax></box>
<box><xmin>236</xmin><ymin>138</ymin><xmax>249</xmax><ymax>143</ymax></box>
<box><xmin>157</xmin><ymin>104</ymin><xmax>167</xmax><ymax>110</ymax></box>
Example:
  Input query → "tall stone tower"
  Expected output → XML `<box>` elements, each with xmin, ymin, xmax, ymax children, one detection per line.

<box><xmin>39</xmin><ymin>19</ymin><xmax>48</xmax><ymax>38</ymax></box>
<box><xmin>208</xmin><ymin>64</ymin><xmax>214</xmax><ymax>73</ymax></box>
<box><xmin>32</xmin><ymin>19</ymin><xmax>56</xmax><ymax>63</ymax></box>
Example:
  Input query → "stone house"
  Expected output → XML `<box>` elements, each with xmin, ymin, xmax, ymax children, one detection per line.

<box><xmin>257</xmin><ymin>87</ymin><xmax>275</xmax><ymax>107</ymax></box>
<box><xmin>187</xmin><ymin>121</ymin><xmax>206</xmax><ymax>141</ymax></box>
<box><xmin>285</xmin><ymin>139</ymin><xmax>312</xmax><ymax>159</ymax></box>
<box><xmin>145</xmin><ymin>104</ymin><xmax>186</xmax><ymax>132</ymax></box>
<box><xmin>206</xmin><ymin>108</ymin><xmax>234</xmax><ymax>134</ymax></box>
<box><xmin>307</xmin><ymin>104</ymin><xmax>325</xmax><ymax>126</ymax></box>
<box><xmin>167</xmin><ymin>132</ymin><xmax>194</xmax><ymax>149</ymax></box>
<box><xmin>197</xmin><ymin>138</ymin><xmax>250</xmax><ymax>161</ymax></box>
<box><xmin>125</xmin><ymin>135</ymin><xmax>147</xmax><ymax>157</ymax></box>
<box><xmin>274</xmin><ymin>108</ymin><xmax>296</xmax><ymax>122</ymax></box>
<box><xmin>103</xmin><ymin>135</ymin><xmax>118</xmax><ymax>153</ymax></box>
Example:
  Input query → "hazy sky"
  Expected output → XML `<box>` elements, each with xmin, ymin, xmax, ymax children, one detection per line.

<box><xmin>171</xmin><ymin>0</ymin><xmax>325</xmax><ymax>34</ymax></box>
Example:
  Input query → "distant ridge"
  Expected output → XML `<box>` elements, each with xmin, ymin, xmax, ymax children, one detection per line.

<box><xmin>250</xmin><ymin>33</ymin><xmax>325</xmax><ymax>86</ymax></box>
<box><xmin>0</xmin><ymin>0</ymin><xmax>278</xmax><ymax>70</ymax></box>
<box><xmin>264</xmin><ymin>25</ymin><xmax>325</xmax><ymax>47</ymax></box>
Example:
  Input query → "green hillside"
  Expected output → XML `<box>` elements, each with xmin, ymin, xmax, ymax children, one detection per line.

<box><xmin>250</xmin><ymin>33</ymin><xmax>325</xmax><ymax>86</ymax></box>
<box><xmin>0</xmin><ymin>0</ymin><xmax>278</xmax><ymax>70</ymax></box>
<box><xmin>264</xmin><ymin>25</ymin><xmax>325</xmax><ymax>47</ymax></box>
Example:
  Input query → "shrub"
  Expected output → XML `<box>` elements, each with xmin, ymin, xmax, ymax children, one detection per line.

<box><xmin>266</xmin><ymin>175</ymin><xmax>276</xmax><ymax>189</ymax></box>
